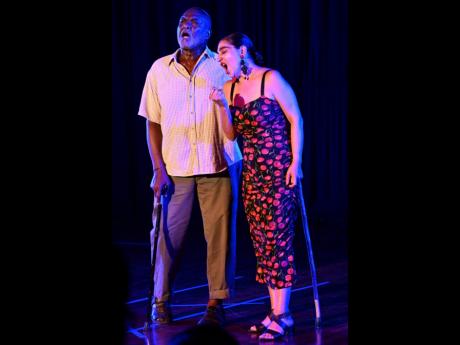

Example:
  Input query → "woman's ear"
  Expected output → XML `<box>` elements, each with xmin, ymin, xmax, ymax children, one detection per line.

<box><xmin>240</xmin><ymin>45</ymin><xmax>248</xmax><ymax>57</ymax></box>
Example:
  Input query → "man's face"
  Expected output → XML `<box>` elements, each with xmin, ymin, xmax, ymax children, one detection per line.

<box><xmin>176</xmin><ymin>9</ymin><xmax>211</xmax><ymax>50</ymax></box>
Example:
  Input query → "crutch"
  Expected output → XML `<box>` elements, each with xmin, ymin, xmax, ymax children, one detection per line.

<box><xmin>297</xmin><ymin>179</ymin><xmax>322</xmax><ymax>328</ymax></box>
<box><xmin>144</xmin><ymin>186</ymin><xmax>168</xmax><ymax>330</ymax></box>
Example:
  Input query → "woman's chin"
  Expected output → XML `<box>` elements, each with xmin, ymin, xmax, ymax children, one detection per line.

<box><xmin>227</xmin><ymin>70</ymin><xmax>238</xmax><ymax>80</ymax></box>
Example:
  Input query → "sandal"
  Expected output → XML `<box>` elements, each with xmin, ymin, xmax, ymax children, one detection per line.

<box><xmin>249</xmin><ymin>310</ymin><xmax>274</xmax><ymax>334</ymax></box>
<box><xmin>151</xmin><ymin>299</ymin><xmax>172</xmax><ymax>324</ymax></box>
<box><xmin>258</xmin><ymin>312</ymin><xmax>294</xmax><ymax>341</ymax></box>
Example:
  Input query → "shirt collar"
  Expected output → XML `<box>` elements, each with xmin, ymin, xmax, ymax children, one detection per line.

<box><xmin>168</xmin><ymin>46</ymin><xmax>214</xmax><ymax>65</ymax></box>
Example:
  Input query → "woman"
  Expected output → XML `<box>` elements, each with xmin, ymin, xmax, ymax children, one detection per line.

<box><xmin>209</xmin><ymin>32</ymin><xmax>304</xmax><ymax>341</ymax></box>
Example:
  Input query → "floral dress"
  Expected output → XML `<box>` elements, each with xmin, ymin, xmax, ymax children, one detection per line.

<box><xmin>229</xmin><ymin>70</ymin><xmax>297</xmax><ymax>289</ymax></box>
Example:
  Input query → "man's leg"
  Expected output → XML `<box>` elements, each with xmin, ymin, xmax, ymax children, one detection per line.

<box><xmin>227</xmin><ymin>160</ymin><xmax>242</xmax><ymax>294</ymax></box>
<box><xmin>152</xmin><ymin>176</ymin><xmax>195</xmax><ymax>303</ymax></box>
<box><xmin>195</xmin><ymin>171</ymin><xmax>232</xmax><ymax>325</ymax></box>
<box><xmin>196</xmin><ymin>172</ymin><xmax>232</xmax><ymax>299</ymax></box>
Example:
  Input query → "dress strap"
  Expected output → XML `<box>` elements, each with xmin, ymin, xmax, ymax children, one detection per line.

<box><xmin>261</xmin><ymin>69</ymin><xmax>272</xmax><ymax>97</ymax></box>
<box><xmin>230</xmin><ymin>82</ymin><xmax>236</xmax><ymax>106</ymax></box>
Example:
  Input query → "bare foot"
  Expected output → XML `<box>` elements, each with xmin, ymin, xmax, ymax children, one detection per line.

<box><xmin>249</xmin><ymin>314</ymin><xmax>272</xmax><ymax>332</ymax></box>
<box><xmin>259</xmin><ymin>314</ymin><xmax>294</xmax><ymax>340</ymax></box>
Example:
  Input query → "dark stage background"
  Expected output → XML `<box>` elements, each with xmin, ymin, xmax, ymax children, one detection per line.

<box><xmin>112</xmin><ymin>0</ymin><xmax>348</xmax><ymax>263</ymax></box>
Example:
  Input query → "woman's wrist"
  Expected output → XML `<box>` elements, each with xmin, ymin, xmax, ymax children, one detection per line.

<box><xmin>218</xmin><ymin>102</ymin><xmax>228</xmax><ymax>109</ymax></box>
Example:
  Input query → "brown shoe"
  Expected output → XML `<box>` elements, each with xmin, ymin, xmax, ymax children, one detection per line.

<box><xmin>151</xmin><ymin>299</ymin><xmax>172</xmax><ymax>324</ymax></box>
<box><xmin>197</xmin><ymin>304</ymin><xmax>226</xmax><ymax>326</ymax></box>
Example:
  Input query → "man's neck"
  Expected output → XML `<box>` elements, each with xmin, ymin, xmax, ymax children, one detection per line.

<box><xmin>178</xmin><ymin>45</ymin><xmax>207</xmax><ymax>74</ymax></box>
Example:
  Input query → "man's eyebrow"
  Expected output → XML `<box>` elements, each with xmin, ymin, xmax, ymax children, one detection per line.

<box><xmin>179</xmin><ymin>15</ymin><xmax>201</xmax><ymax>21</ymax></box>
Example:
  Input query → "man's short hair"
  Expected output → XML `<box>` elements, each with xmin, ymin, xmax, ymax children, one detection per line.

<box><xmin>184</xmin><ymin>7</ymin><xmax>212</xmax><ymax>30</ymax></box>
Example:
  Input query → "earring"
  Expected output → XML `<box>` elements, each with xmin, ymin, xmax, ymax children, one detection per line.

<box><xmin>240</xmin><ymin>54</ymin><xmax>249</xmax><ymax>80</ymax></box>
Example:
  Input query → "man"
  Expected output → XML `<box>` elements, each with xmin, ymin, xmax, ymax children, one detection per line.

<box><xmin>138</xmin><ymin>7</ymin><xmax>242</xmax><ymax>326</ymax></box>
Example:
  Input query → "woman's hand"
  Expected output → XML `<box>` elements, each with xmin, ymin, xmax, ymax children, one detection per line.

<box><xmin>285</xmin><ymin>161</ymin><xmax>303</xmax><ymax>188</ymax></box>
<box><xmin>209</xmin><ymin>87</ymin><xmax>228</xmax><ymax>107</ymax></box>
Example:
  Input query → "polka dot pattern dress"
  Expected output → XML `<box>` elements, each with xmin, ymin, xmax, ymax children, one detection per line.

<box><xmin>229</xmin><ymin>70</ymin><xmax>297</xmax><ymax>289</ymax></box>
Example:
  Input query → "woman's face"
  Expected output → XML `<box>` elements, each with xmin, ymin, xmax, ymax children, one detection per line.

<box><xmin>217</xmin><ymin>40</ymin><xmax>240</xmax><ymax>78</ymax></box>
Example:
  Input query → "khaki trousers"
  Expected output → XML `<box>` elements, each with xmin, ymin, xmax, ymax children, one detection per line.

<box><xmin>151</xmin><ymin>161</ymin><xmax>241</xmax><ymax>302</ymax></box>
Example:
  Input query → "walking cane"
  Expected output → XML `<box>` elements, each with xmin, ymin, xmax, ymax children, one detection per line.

<box><xmin>297</xmin><ymin>179</ymin><xmax>322</xmax><ymax>328</ymax></box>
<box><xmin>144</xmin><ymin>186</ymin><xmax>168</xmax><ymax>330</ymax></box>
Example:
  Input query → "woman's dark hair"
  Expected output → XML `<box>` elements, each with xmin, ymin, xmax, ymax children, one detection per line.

<box><xmin>221</xmin><ymin>32</ymin><xmax>264</xmax><ymax>66</ymax></box>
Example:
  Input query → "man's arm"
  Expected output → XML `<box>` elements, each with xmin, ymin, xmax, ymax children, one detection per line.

<box><xmin>146</xmin><ymin>120</ymin><xmax>172</xmax><ymax>198</ymax></box>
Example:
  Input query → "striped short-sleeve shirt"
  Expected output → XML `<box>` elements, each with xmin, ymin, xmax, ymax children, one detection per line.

<box><xmin>138</xmin><ymin>47</ymin><xmax>242</xmax><ymax>177</ymax></box>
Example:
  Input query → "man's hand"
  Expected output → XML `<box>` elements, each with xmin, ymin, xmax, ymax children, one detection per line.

<box><xmin>150</xmin><ymin>166</ymin><xmax>172</xmax><ymax>199</ymax></box>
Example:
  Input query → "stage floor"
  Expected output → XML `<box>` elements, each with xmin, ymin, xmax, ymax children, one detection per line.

<box><xmin>115</xmin><ymin>232</ymin><xmax>348</xmax><ymax>345</ymax></box>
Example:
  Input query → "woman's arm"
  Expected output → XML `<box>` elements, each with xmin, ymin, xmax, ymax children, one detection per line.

<box><xmin>267</xmin><ymin>70</ymin><xmax>304</xmax><ymax>187</ymax></box>
<box><xmin>209</xmin><ymin>81</ymin><xmax>237</xmax><ymax>141</ymax></box>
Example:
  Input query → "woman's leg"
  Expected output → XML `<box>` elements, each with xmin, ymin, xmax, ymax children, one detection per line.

<box><xmin>259</xmin><ymin>287</ymin><xmax>294</xmax><ymax>339</ymax></box>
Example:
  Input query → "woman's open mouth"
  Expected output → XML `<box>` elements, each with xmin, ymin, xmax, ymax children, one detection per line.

<box><xmin>220</xmin><ymin>62</ymin><xmax>229</xmax><ymax>75</ymax></box>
